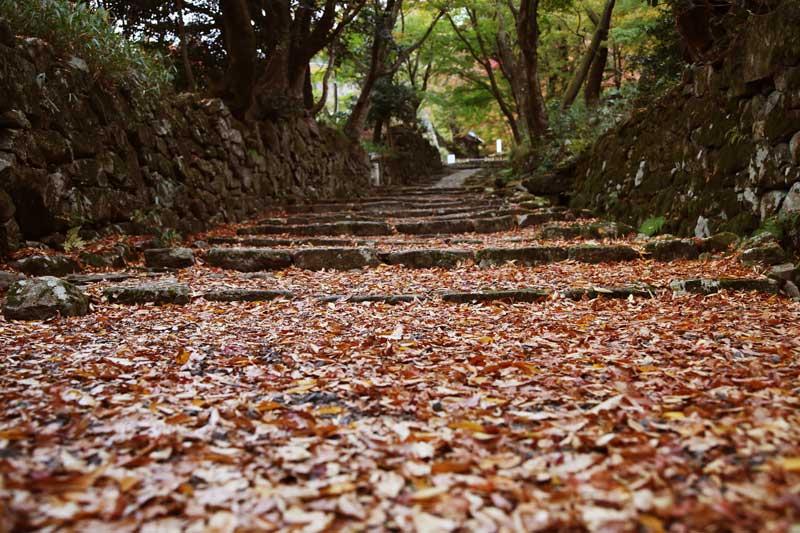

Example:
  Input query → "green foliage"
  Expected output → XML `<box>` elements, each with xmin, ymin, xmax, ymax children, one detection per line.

<box><xmin>360</xmin><ymin>140</ymin><xmax>393</xmax><ymax>155</ymax></box>
<box><xmin>368</xmin><ymin>79</ymin><xmax>420</xmax><ymax>127</ymax></box>
<box><xmin>640</xmin><ymin>216</ymin><xmax>666</xmax><ymax>236</ymax></box>
<box><xmin>725</xmin><ymin>126</ymin><xmax>748</xmax><ymax>146</ymax></box>
<box><xmin>0</xmin><ymin>0</ymin><xmax>173</xmax><ymax>96</ymax></box>
<box><xmin>629</xmin><ymin>4</ymin><xmax>684</xmax><ymax>96</ymax></box>
<box><xmin>755</xmin><ymin>213</ymin><xmax>800</xmax><ymax>241</ymax></box>
<box><xmin>319</xmin><ymin>111</ymin><xmax>352</xmax><ymax>131</ymax></box>
<box><xmin>156</xmin><ymin>228</ymin><xmax>182</xmax><ymax>248</ymax></box>
<box><xmin>516</xmin><ymin>84</ymin><xmax>641</xmax><ymax>175</ymax></box>
<box><xmin>63</xmin><ymin>227</ymin><xmax>87</xmax><ymax>253</ymax></box>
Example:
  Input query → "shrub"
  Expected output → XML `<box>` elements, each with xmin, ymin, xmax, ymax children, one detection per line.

<box><xmin>63</xmin><ymin>226</ymin><xmax>87</xmax><ymax>253</ymax></box>
<box><xmin>0</xmin><ymin>0</ymin><xmax>173</xmax><ymax>97</ymax></box>
<box><xmin>156</xmin><ymin>228</ymin><xmax>182</xmax><ymax>248</ymax></box>
<box><xmin>639</xmin><ymin>216</ymin><xmax>666</xmax><ymax>236</ymax></box>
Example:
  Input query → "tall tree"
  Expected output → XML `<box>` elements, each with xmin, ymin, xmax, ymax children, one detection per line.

<box><xmin>447</xmin><ymin>3</ymin><xmax>523</xmax><ymax>143</ymax></box>
<box><xmin>516</xmin><ymin>0</ymin><xmax>549</xmax><ymax>136</ymax></box>
<box><xmin>561</xmin><ymin>0</ymin><xmax>615</xmax><ymax>109</ymax></box>
<box><xmin>251</xmin><ymin>0</ymin><xmax>366</xmax><ymax>118</ymax></box>
<box><xmin>344</xmin><ymin>1</ymin><xmax>443</xmax><ymax>139</ymax></box>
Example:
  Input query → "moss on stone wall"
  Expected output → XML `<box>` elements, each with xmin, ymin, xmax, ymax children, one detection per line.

<box><xmin>0</xmin><ymin>29</ymin><xmax>370</xmax><ymax>253</ymax></box>
<box><xmin>571</xmin><ymin>2</ymin><xmax>800</xmax><ymax>249</ymax></box>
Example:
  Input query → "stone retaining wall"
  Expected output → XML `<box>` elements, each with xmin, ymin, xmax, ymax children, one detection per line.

<box><xmin>571</xmin><ymin>2</ymin><xmax>800</xmax><ymax>250</ymax></box>
<box><xmin>0</xmin><ymin>26</ymin><xmax>370</xmax><ymax>255</ymax></box>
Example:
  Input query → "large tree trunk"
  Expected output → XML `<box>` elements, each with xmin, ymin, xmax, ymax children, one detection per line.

<box><xmin>312</xmin><ymin>46</ymin><xmax>337</xmax><ymax>116</ymax></box>
<box><xmin>345</xmin><ymin>1</ymin><xmax>440</xmax><ymax>140</ymax></box>
<box><xmin>219</xmin><ymin>0</ymin><xmax>257</xmax><ymax>119</ymax></box>
<box><xmin>303</xmin><ymin>66</ymin><xmax>314</xmax><ymax>110</ymax></box>
<box><xmin>562</xmin><ymin>0</ymin><xmax>615</xmax><ymax>110</ymax></box>
<box><xmin>584</xmin><ymin>44</ymin><xmax>608</xmax><ymax>106</ymax></box>
<box><xmin>518</xmin><ymin>0</ymin><xmax>548</xmax><ymax>138</ymax></box>
<box><xmin>344</xmin><ymin>68</ymin><xmax>380</xmax><ymax>139</ymax></box>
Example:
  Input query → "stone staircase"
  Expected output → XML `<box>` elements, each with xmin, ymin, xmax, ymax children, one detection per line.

<box><xmin>2</xmin><ymin>176</ymin><xmax>796</xmax><ymax>315</ymax></box>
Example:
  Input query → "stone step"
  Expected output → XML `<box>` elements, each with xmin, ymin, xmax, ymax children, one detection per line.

<box><xmin>202</xmin><ymin>289</ymin><xmax>295</xmax><ymax>302</ymax></box>
<box><xmin>398</xmin><ymin>208</ymin><xmax>532</xmax><ymax>222</ymax></box>
<box><xmin>317</xmin><ymin>294</ymin><xmax>424</xmax><ymax>304</ymax></box>
<box><xmin>257</xmin><ymin>214</ymin><xmax>379</xmax><ymax>225</ymax></box>
<box><xmin>644</xmin><ymin>234</ymin><xmax>739</xmax><ymax>260</ymax></box>
<box><xmin>379</xmin><ymin>249</ymin><xmax>474</xmax><ymax>269</ymax></box>
<box><xmin>209</xmin><ymin>236</ymin><xmax>366</xmax><ymax>247</ymax></box>
<box><xmin>380</xmin><ymin>206</ymin><xmax>503</xmax><ymax>218</ymax></box>
<box><xmin>261</xmin><ymin>206</ymin><xmax>529</xmax><ymax>226</ymax></box>
<box><xmin>538</xmin><ymin>221</ymin><xmax>636</xmax><ymax>240</ymax></box>
<box><xmin>12</xmin><ymin>255</ymin><xmax>81</xmax><ymax>277</ymax></box>
<box><xmin>242</xmin><ymin>211</ymin><xmax>551</xmax><ymax>237</ymax></box>
<box><xmin>517</xmin><ymin>210</ymin><xmax>581</xmax><ymax>228</ymax></box>
<box><xmin>442</xmin><ymin>289</ymin><xmax>551</xmax><ymax>304</ymax></box>
<box><xmin>292</xmin><ymin>248</ymin><xmax>380</xmax><ymax>271</ymax></box>
<box><xmin>104</xmin><ymin>281</ymin><xmax>191</xmax><ymax>305</ymax></box>
<box><xmin>476</xmin><ymin>245</ymin><xmax>641</xmax><ymax>266</ymax></box>
<box><xmin>317</xmin><ymin>190</ymin><xmax>473</xmax><ymax>202</ymax></box>
<box><xmin>670</xmin><ymin>278</ymin><xmax>779</xmax><ymax>295</ymax></box>
<box><xmin>65</xmin><ymin>273</ymin><xmax>138</xmax><ymax>285</ymax></box>
<box><xmin>238</xmin><ymin>221</ymin><xmax>393</xmax><ymax>237</ymax></box>
<box><xmin>205</xmin><ymin>248</ymin><xmax>294</xmax><ymax>272</ymax></box>
<box><xmin>284</xmin><ymin>200</ymin><xmax>501</xmax><ymax>214</ymax></box>
<box><xmin>394</xmin><ymin>216</ymin><xmax>517</xmax><ymax>235</ymax></box>
<box><xmin>87</xmin><ymin>277</ymin><xmax>788</xmax><ymax>309</ymax></box>
<box><xmin>202</xmin><ymin>244</ymin><xmax>647</xmax><ymax>272</ymax></box>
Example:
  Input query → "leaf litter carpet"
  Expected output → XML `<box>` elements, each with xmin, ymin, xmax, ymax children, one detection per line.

<box><xmin>1</xmin><ymin>186</ymin><xmax>799</xmax><ymax>531</ymax></box>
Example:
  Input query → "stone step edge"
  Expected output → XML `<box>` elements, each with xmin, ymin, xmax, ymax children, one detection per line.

<box><xmin>238</xmin><ymin>211</ymin><xmax>582</xmax><ymax>237</ymax></box>
<box><xmin>95</xmin><ymin>278</ymin><xmax>781</xmax><ymax>307</ymax></box>
<box><xmin>203</xmin><ymin>245</ymin><xmax>653</xmax><ymax>272</ymax></box>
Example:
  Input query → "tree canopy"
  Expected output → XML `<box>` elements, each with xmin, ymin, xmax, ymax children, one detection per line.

<box><xmin>11</xmin><ymin>0</ymin><xmax>757</xmax><ymax>169</ymax></box>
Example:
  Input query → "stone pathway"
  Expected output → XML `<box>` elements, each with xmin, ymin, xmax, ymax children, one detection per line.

<box><xmin>1</xmin><ymin>171</ymin><xmax>799</xmax><ymax>530</ymax></box>
<box><xmin>431</xmin><ymin>167</ymin><xmax>482</xmax><ymax>188</ymax></box>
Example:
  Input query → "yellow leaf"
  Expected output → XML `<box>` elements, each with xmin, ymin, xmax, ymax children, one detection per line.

<box><xmin>315</xmin><ymin>406</ymin><xmax>344</xmax><ymax>416</ymax></box>
<box><xmin>118</xmin><ymin>476</ymin><xmax>140</xmax><ymax>492</ymax></box>
<box><xmin>778</xmin><ymin>457</ymin><xmax>800</xmax><ymax>472</ymax></box>
<box><xmin>285</xmin><ymin>379</ymin><xmax>317</xmax><ymax>394</ymax></box>
<box><xmin>256</xmin><ymin>401</ymin><xmax>283</xmax><ymax>412</ymax></box>
<box><xmin>449</xmin><ymin>420</ymin><xmax>485</xmax><ymax>432</ymax></box>
<box><xmin>176</xmin><ymin>348</ymin><xmax>190</xmax><ymax>366</ymax></box>
<box><xmin>662</xmin><ymin>411</ymin><xmax>685</xmax><ymax>420</ymax></box>
<box><xmin>639</xmin><ymin>514</ymin><xmax>665</xmax><ymax>533</ymax></box>
<box><xmin>0</xmin><ymin>428</ymin><xmax>26</xmax><ymax>440</ymax></box>
<box><xmin>322</xmin><ymin>482</ymin><xmax>356</xmax><ymax>495</ymax></box>
<box><xmin>477</xmin><ymin>336</ymin><xmax>494</xmax><ymax>344</ymax></box>
<box><xmin>411</xmin><ymin>486</ymin><xmax>447</xmax><ymax>501</ymax></box>
<box><xmin>483</xmin><ymin>396</ymin><xmax>508</xmax><ymax>406</ymax></box>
